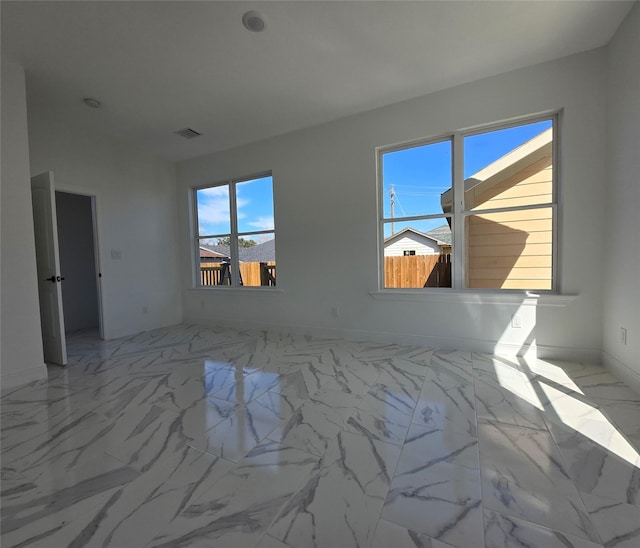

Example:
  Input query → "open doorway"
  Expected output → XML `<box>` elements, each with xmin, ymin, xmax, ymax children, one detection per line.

<box><xmin>55</xmin><ymin>191</ymin><xmax>103</xmax><ymax>339</ymax></box>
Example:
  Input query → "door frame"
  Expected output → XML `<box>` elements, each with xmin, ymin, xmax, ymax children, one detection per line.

<box><xmin>55</xmin><ymin>183</ymin><xmax>106</xmax><ymax>340</ymax></box>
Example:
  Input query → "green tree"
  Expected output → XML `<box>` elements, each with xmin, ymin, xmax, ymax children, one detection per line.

<box><xmin>216</xmin><ymin>237</ymin><xmax>256</xmax><ymax>247</ymax></box>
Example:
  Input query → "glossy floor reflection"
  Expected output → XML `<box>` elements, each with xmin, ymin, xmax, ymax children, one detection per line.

<box><xmin>1</xmin><ymin>324</ymin><xmax>639</xmax><ymax>547</ymax></box>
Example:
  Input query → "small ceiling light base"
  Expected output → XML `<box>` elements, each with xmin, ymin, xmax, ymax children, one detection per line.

<box><xmin>242</xmin><ymin>11</ymin><xmax>266</xmax><ymax>32</ymax></box>
<box><xmin>83</xmin><ymin>97</ymin><xmax>101</xmax><ymax>109</ymax></box>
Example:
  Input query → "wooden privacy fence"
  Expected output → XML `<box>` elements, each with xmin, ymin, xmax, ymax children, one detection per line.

<box><xmin>200</xmin><ymin>261</ymin><xmax>276</xmax><ymax>287</ymax></box>
<box><xmin>384</xmin><ymin>254</ymin><xmax>451</xmax><ymax>288</ymax></box>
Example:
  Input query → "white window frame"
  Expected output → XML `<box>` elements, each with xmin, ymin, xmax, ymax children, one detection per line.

<box><xmin>377</xmin><ymin>113</ymin><xmax>559</xmax><ymax>293</ymax></box>
<box><xmin>193</xmin><ymin>171</ymin><xmax>275</xmax><ymax>289</ymax></box>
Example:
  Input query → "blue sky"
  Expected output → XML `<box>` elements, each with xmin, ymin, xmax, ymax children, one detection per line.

<box><xmin>382</xmin><ymin>119</ymin><xmax>552</xmax><ymax>237</ymax></box>
<box><xmin>197</xmin><ymin>175</ymin><xmax>274</xmax><ymax>242</ymax></box>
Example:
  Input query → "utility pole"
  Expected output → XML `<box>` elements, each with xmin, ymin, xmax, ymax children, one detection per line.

<box><xmin>390</xmin><ymin>185</ymin><xmax>395</xmax><ymax>235</ymax></box>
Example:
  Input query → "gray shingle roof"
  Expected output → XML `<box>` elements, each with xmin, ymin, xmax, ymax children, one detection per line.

<box><xmin>425</xmin><ymin>224</ymin><xmax>452</xmax><ymax>246</ymax></box>
<box><xmin>201</xmin><ymin>239</ymin><xmax>276</xmax><ymax>262</ymax></box>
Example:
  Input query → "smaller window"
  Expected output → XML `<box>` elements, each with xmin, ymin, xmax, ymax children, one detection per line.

<box><xmin>403</xmin><ymin>250</ymin><xmax>416</xmax><ymax>256</ymax></box>
<box><xmin>194</xmin><ymin>173</ymin><xmax>276</xmax><ymax>288</ymax></box>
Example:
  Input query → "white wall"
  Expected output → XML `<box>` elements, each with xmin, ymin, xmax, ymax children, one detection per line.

<box><xmin>55</xmin><ymin>192</ymin><xmax>99</xmax><ymax>332</ymax></box>
<box><xmin>1</xmin><ymin>58</ymin><xmax>47</xmax><ymax>389</ymax></box>
<box><xmin>27</xmin><ymin>90</ymin><xmax>182</xmax><ymax>339</ymax></box>
<box><xmin>603</xmin><ymin>3</ymin><xmax>640</xmax><ymax>390</ymax></box>
<box><xmin>178</xmin><ymin>49</ymin><xmax>608</xmax><ymax>359</ymax></box>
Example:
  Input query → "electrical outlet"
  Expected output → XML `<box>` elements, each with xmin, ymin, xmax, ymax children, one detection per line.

<box><xmin>620</xmin><ymin>327</ymin><xmax>627</xmax><ymax>346</ymax></box>
<box><xmin>511</xmin><ymin>314</ymin><xmax>522</xmax><ymax>328</ymax></box>
<box><xmin>111</xmin><ymin>249</ymin><xmax>122</xmax><ymax>260</ymax></box>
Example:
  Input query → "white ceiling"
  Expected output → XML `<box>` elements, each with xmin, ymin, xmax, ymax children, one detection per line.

<box><xmin>2</xmin><ymin>1</ymin><xmax>634</xmax><ymax>162</ymax></box>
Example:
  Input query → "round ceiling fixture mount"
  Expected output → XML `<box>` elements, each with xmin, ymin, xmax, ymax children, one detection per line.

<box><xmin>242</xmin><ymin>10</ymin><xmax>266</xmax><ymax>33</ymax></box>
<box><xmin>83</xmin><ymin>97</ymin><xmax>101</xmax><ymax>109</ymax></box>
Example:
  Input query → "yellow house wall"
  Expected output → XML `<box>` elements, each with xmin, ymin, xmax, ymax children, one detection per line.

<box><xmin>467</xmin><ymin>156</ymin><xmax>553</xmax><ymax>289</ymax></box>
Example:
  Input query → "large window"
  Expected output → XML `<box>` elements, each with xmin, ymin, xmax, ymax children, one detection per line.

<box><xmin>379</xmin><ymin>115</ymin><xmax>556</xmax><ymax>291</ymax></box>
<box><xmin>194</xmin><ymin>173</ymin><xmax>276</xmax><ymax>288</ymax></box>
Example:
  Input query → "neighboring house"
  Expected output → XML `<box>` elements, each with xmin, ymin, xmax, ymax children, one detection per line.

<box><xmin>200</xmin><ymin>239</ymin><xmax>276</xmax><ymax>263</ymax></box>
<box><xmin>425</xmin><ymin>225</ymin><xmax>452</xmax><ymax>254</ymax></box>
<box><xmin>199</xmin><ymin>247</ymin><xmax>227</xmax><ymax>262</ymax></box>
<box><xmin>440</xmin><ymin>128</ymin><xmax>553</xmax><ymax>289</ymax></box>
<box><xmin>384</xmin><ymin>227</ymin><xmax>447</xmax><ymax>256</ymax></box>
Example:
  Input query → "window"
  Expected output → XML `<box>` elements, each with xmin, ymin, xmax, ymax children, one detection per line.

<box><xmin>379</xmin><ymin>115</ymin><xmax>556</xmax><ymax>291</ymax></box>
<box><xmin>194</xmin><ymin>173</ymin><xmax>276</xmax><ymax>288</ymax></box>
<box><xmin>403</xmin><ymin>250</ymin><xmax>416</xmax><ymax>256</ymax></box>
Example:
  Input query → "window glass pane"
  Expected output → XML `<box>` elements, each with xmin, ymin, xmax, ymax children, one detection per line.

<box><xmin>236</xmin><ymin>176</ymin><xmax>275</xmax><ymax>235</ymax></box>
<box><xmin>198</xmin><ymin>237</ymin><xmax>230</xmax><ymax>287</ymax></box>
<box><xmin>382</xmin><ymin>140</ymin><xmax>452</xmax><ymax>219</ymax></box>
<box><xmin>196</xmin><ymin>185</ymin><xmax>230</xmax><ymax>236</ymax></box>
<box><xmin>465</xmin><ymin>206</ymin><xmax>553</xmax><ymax>290</ymax></box>
<box><xmin>383</xmin><ymin>219</ymin><xmax>452</xmax><ymax>288</ymax></box>
<box><xmin>463</xmin><ymin>120</ymin><xmax>553</xmax><ymax>211</ymax></box>
<box><xmin>237</xmin><ymin>233</ymin><xmax>276</xmax><ymax>287</ymax></box>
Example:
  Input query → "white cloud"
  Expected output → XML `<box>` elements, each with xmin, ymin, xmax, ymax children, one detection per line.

<box><xmin>247</xmin><ymin>216</ymin><xmax>275</xmax><ymax>231</ymax></box>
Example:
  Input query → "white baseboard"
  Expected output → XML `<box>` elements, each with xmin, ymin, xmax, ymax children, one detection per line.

<box><xmin>184</xmin><ymin>315</ymin><xmax>599</xmax><ymax>361</ymax></box>
<box><xmin>602</xmin><ymin>350</ymin><xmax>640</xmax><ymax>395</ymax></box>
<box><xmin>0</xmin><ymin>363</ymin><xmax>47</xmax><ymax>390</ymax></box>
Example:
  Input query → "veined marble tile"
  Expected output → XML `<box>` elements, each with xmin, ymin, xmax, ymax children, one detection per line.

<box><xmin>1</xmin><ymin>464</ymin><xmax>139</xmax><ymax>548</ymax></box>
<box><xmin>320</xmin><ymin>359</ymin><xmax>381</xmax><ymax>396</ymax></box>
<box><xmin>148</xmin><ymin>441</ymin><xmax>319</xmax><ymax>548</ymax></box>
<box><xmin>483</xmin><ymin>509</ymin><xmax>604</xmax><ymax>548</ymax></box>
<box><xmin>268</xmin><ymin>431</ymin><xmax>401</xmax><ymax>548</ymax></box>
<box><xmin>478</xmin><ymin>419</ymin><xmax>571</xmax><ymax>486</ymax></box>
<box><xmin>268</xmin><ymin>387</ymin><xmax>360</xmax><ymax>456</ymax></box>
<box><xmin>344</xmin><ymin>381</ymin><xmax>420</xmax><ymax>445</ymax></box>
<box><xmin>429</xmin><ymin>350</ymin><xmax>473</xmax><ymax>383</ymax></box>
<box><xmin>65</xmin><ymin>446</ymin><xmax>234</xmax><ymax>548</ymax></box>
<box><xmin>252</xmin><ymin>390</ymin><xmax>305</xmax><ymax>422</ymax></box>
<box><xmin>1</xmin><ymin>406</ymin><xmax>109</xmax><ymax>471</ymax></box>
<box><xmin>351</xmin><ymin>343</ymin><xmax>434</xmax><ymax>367</ymax></box>
<box><xmin>212</xmin><ymin>369</ymin><xmax>283</xmax><ymax>405</ymax></box>
<box><xmin>581</xmin><ymin>492</ymin><xmax>640</xmax><ymax>548</ymax></box>
<box><xmin>412</xmin><ymin>369</ymin><xmax>477</xmax><ymax>437</ymax></box>
<box><xmin>481</xmin><ymin>464</ymin><xmax>599</xmax><ymax>542</ymax></box>
<box><xmin>472</xmin><ymin>353</ymin><xmax>524</xmax><ymax>379</ymax></box>
<box><xmin>185</xmin><ymin>400</ymin><xmax>285</xmax><ymax>462</ymax></box>
<box><xmin>268</xmin><ymin>364</ymin><xmax>329</xmax><ymax>402</ymax></box>
<box><xmin>400</xmin><ymin>423</ymin><xmax>479</xmax><ymax>471</ymax></box>
<box><xmin>373</xmin><ymin>357</ymin><xmax>429</xmax><ymax>395</ymax></box>
<box><xmin>370</xmin><ymin>520</ymin><xmax>453</xmax><ymax>548</ymax></box>
<box><xmin>6</xmin><ymin>324</ymin><xmax>640</xmax><ymax>548</ymax></box>
<box><xmin>474</xmin><ymin>369</ymin><xmax>547</xmax><ymax>430</ymax></box>
<box><xmin>256</xmin><ymin>534</ymin><xmax>292</xmax><ymax>548</ymax></box>
<box><xmin>597</xmin><ymin>400</ymin><xmax>640</xmax><ymax>448</ymax></box>
<box><xmin>547</xmin><ymin>419</ymin><xmax>640</xmax><ymax>506</ymax></box>
<box><xmin>382</xmin><ymin>456</ymin><xmax>483</xmax><ymax>548</ymax></box>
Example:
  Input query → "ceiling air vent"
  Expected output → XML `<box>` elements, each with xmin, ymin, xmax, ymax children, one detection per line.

<box><xmin>175</xmin><ymin>128</ymin><xmax>202</xmax><ymax>139</ymax></box>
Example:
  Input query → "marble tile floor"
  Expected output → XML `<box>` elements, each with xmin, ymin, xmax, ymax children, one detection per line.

<box><xmin>1</xmin><ymin>324</ymin><xmax>639</xmax><ymax>548</ymax></box>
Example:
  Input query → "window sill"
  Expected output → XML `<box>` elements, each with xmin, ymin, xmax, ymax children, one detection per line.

<box><xmin>187</xmin><ymin>287</ymin><xmax>284</xmax><ymax>296</ymax></box>
<box><xmin>368</xmin><ymin>290</ymin><xmax>577</xmax><ymax>307</ymax></box>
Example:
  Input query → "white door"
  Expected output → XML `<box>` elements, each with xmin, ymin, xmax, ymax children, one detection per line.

<box><xmin>31</xmin><ymin>171</ymin><xmax>67</xmax><ymax>365</ymax></box>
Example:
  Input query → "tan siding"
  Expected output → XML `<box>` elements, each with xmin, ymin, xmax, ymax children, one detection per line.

<box><xmin>467</xmin><ymin>156</ymin><xmax>553</xmax><ymax>289</ymax></box>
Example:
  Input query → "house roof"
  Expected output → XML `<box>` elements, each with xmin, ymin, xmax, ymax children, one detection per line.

<box><xmin>440</xmin><ymin>127</ymin><xmax>553</xmax><ymax>213</ymax></box>
<box><xmin>199</xmin><ymin>247</ymin><xmax>227</xmax><ymax>259</ymax></box>
<box><xmin>425</xmin><ymin>225</ymin><xmax>452</xmax><ymax>246</ymax></box>
<box><xmin>200</xmin><ymin>239</ymin><xmax>276</xmax><ymax>263</ymax></box>
<box><xmin>384</xmin><ymin>227</ymin><xmax>447</xmax><ymax>247</ymax></box>
<box><xmin>2</xmin><ymin>2</ymin><xmax>631</xmax><ymax>161</ymax></box>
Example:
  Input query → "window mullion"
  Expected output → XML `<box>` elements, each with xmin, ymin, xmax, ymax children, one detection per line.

<box><xmin>229</xmin><ymin>180</ymin><xmax>240</xmax><ymax>287</ymax></box>
<box><xmin>452</xmin><ymin>132</ymin><xmax>465</xmax><ymax>289</ymax></box>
